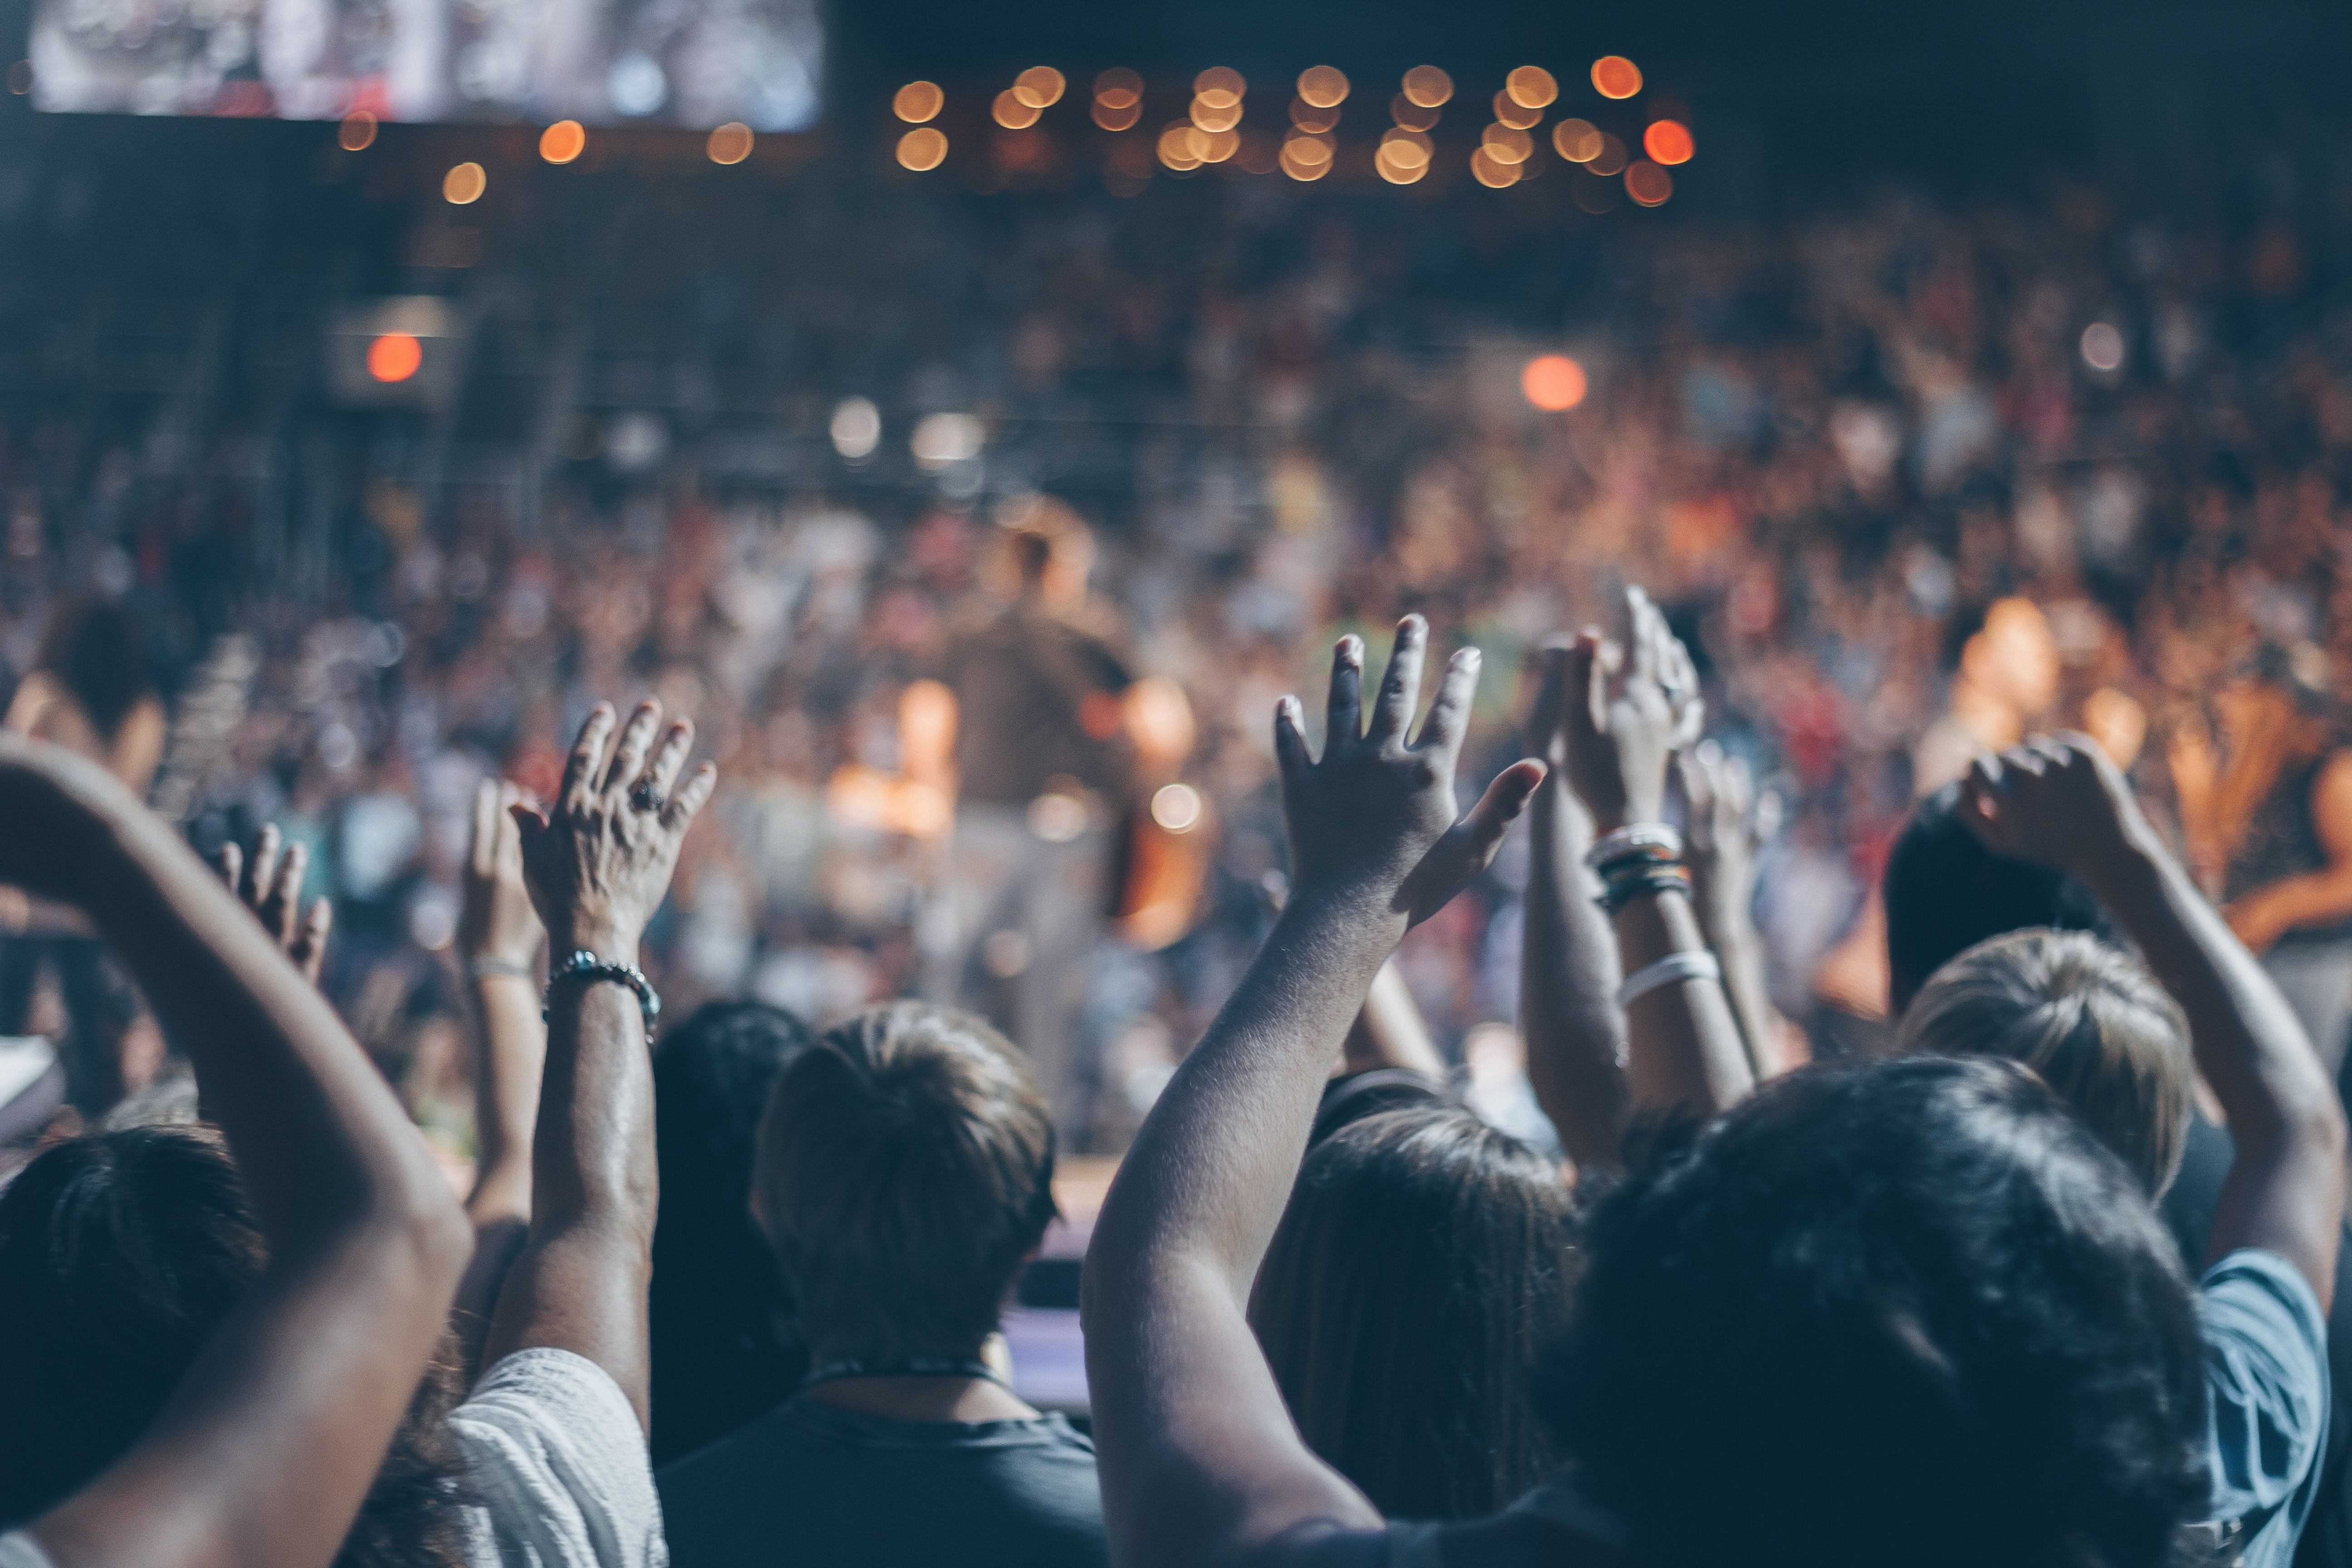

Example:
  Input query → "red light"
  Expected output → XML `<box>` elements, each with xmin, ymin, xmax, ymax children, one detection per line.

<box><xmin>1522</xmin><ymin>355</ymin><xmax>1588</xmax><ymax>411</ymax></box>
<box><xmin>368</xmin><ymin>333</ymin><xmax>422</xmax><ymax>383</ymax></box>
<box><xmin>1644</xmin><ymin>120</ymin><xmax>1694</xmax><ymax>165</ymax></box>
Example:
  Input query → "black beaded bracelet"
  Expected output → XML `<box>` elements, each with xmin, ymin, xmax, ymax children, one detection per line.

<box><xmin>542</xmin><ymin>950</ymin><xmax>662</xmax><ymax>1033</ymax></box>
<box><xmin>1596</xmin><ymin>863</ymin><xmax>1692</xmax><ymax>915</ymax></box>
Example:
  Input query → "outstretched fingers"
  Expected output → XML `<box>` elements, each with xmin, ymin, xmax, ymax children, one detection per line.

<box><xmin>1326</xmin><ymin>636</ymin><xmax>1364</xmax><ymax>753</ymax></box>
<box><xmin>1415</xmin><ymin>647</ymin><xmax>1481</xmax><ymax>762</ymax></box>
<box><xmin>659</xmin><ymin>763</ymin><xmax>720</xmax><ymax>835</ymax></box>
<box><xmin>1366</xmin><ymin>616</ymin><xmax>1428</xmax><ymax>746</ymax></box>
<box><xmin>1274</xmin><ymin>694</ymin><xmax>1312</xmax><ymax>786</ymax></box>
<box><xmin>601</xmin><ymin>700</ymin><xmax>663</xmax><ymax>799</ymax></box>
<box><xmin>470</xmin><ymin>777</ymin><xmax>501</xmax><ymax>879</ymax></box>
<box><xmin>639</xmin><ymin>720</ymin><xmax>696</xmax><ymax>805</ymax></box>
<box><xmin>289</xmin><ymin>896</ymin><xmax>333</xmax><ymax>984</ymax></box>
<box><xmin>561</xmin><ymin>704</ymin><xmax>617</xmax><ymax>811</ymax></box>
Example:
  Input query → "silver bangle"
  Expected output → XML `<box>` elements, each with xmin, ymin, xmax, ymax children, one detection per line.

<box><xmin>543</xmin><ymin>950</ymin><xmax>661</xmax><ymax>1033</ymax></box>
<box><xmin>1585</xmin><ymin>823</ymin><xmax>1684</xmax><ymax>873</ymax></box>
<box><xmin>1615</xmin><ymin>949</ymin><xmax>1722</xmax><ymax>1010</ymax></box>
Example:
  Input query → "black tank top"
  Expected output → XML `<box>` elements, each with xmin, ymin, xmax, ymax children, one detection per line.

<box><xmin>2225</xmin><ymin>752</ymin><xmax>2352</xmax><ymax>946</ymax></box>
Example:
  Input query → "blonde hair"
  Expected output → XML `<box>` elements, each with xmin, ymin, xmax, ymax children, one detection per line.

<box><xmin>1895</xmin><ymin>929</ymin><xmax>2191</xmax><ymax>1196</ymax></box>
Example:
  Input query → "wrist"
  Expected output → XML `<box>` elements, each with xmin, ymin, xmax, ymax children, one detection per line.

<box><xmin>552</xmin><ymin>924</ymin><xmax>641</xmax><ymax>967</ymax></box>
<box><xmin>2073</xmin><ymin>821</ymin><xmax>2168</xmax><ymax>906</ymax></box>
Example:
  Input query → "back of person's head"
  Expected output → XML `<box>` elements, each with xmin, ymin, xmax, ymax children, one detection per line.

<box><xmin>1896</xmin><ymin>928</ymin><xmax>2192</xmax><ymax>1196</ymax></box>
<box><xmin>1250</xmin><ymin>1106</ymin><xmax>1577</xmax><ymax>1521</ymax></box>
<box><xmin>752</xmin><ymin>1001</ymin><xmax>1056</xmax><ymax>1363</ymax></box>
<box><xmin>36</xmin><ymin>596</ymin><xmax>153</xmax><ymax>742</ymax></box>
<box><xmin>1884</xmin><ymin>781</ymin><xmax>2105</xmax><ymax>1015</ymax></box>
<box><xmin>0</xmin><ymin>1127</ymin><xmax>462</xmax><ymax>1565</ymax></box>
<box><xmin>1543</xmin><ymin>1056</ymin><xmax>2206</xmax><ymax>1568</ymax></box>
<box><xmin>651</xmin><ymin>1000</ymin><xmax>815</xmax><ymax>1464</ymax></box>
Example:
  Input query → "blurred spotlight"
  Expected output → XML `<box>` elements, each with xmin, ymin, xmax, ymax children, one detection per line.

<box><xmin>1592</xmin><ymin>55</ymin><xmax>1643</xmax><ymax>98</ymax></box>
<box><xmin>1094</xmin><ymin>68</ymin><xmax>1143</xmax><ymax>102</ymax></box>
<box><xmin>1573</xmin><ymin>169</ymin><xmax>1620</xmax><ymax>213</ymax></box>
<box><xmin>1391</xmin><ymin>94</ymin><xmax>1441</xmax><ymax>132</ymax></box>
<box><xmin>897</xmin><ymin>127</ymin><xmax>948</xmax><ymax>170</ymax></box>
<box><xmin>1470</xmin><ymin>147</ymin><xmax>1521</xmax><ymax>188</ymax></box>
<box><xmin>539</xmin><ymin>120</ymin><xmax>587</xmax><ymax>164</ymax></box>
<box><xmin>1482</xmin><ymin>124</ymin><xmax>1534</xmax><ymax>163</ymax></box>
<box><xmin>1014</xmin><ymin>66</ymin><xmax>1066</xmax><ymax>108</ymax></box>
<box><xmin>893</xmin><ymin>81</ymin><xmax>944</xmax><ymax>122</ymax></box>
<box><xmin>1625</xmin><ymin>159</ymin><xmax>1673</xmax><ymax>205</ymax></box>
<box><xmin>830</xmin><ymin>397</ymin><xmax>881</xmax><ymax>460</ymax></box>
<box><xmin>1506</xmin><ymin>66</ymin><xmax>1558</xmax><ymax>108</ymax></box>
<box><xmin>1522</xmin><ymin>354</ymin><xmax>1588</xmax><ymax>410</ymax></box>
<box><xmin>1588</xmin><ymin>133</ymin><xmax>1628</xmax><ymax>176</ymax></box>
<box><xmin>1151</xmin><ymin>783</ymin><xmax>1205</xmax><ymax>833</ymax></box>
<box><xmin>1375</xmin><ymin>139</ymin><xmax>1429</xmax><ymax>185</ymax></box>
<box><xmin>1402</xmin><ymin>65</ymin><xmax>1453</xmax><ymax>108</ymax></box>
<box><xmin>1191</xmin><ymin>94</ymin><xmax>1242</xmax><ymax>132</ymax></box>
<box><xmin>1160</xmin><ymin>123</ymin><xmax>1206</xmax><ymax>171</ymax></box>
<box><xmin>1279</xmin><ymin>134</ymin><xmax>1333</xmax><ymax>181</ymax></box>
<box><xmin>338</xmin><ymin>109</ymin><xmax>377</xmax><ymax>151</ymax></box>
<box><xmin>1553</xmin><ymin>118</ymin><xmax>1602</xmax><ymax>162</ymax></box>
<box><xmin>1196</xmin><ymin>66</ymin><xmax>1246</xmax><ymax>102</ymax></box>
<box><xmin>1492</xmin><ymin>92</ymin><xmax>1543</xmax><ymax>130</ymax></box>
<box><xmin>367</xmin><ymin>333</ymin><xmax>424</xmax><ymax>384</ymax></box>
<box><xmin>1093</xmin><ymin>98</ymin><xmax>1142</xmax><ymax>131</ymax></box>
<box><xmin>2081</xmin><ymin>322</ymin><xmax>2125</xmax><ymax>372</ymax></box>
<box><xmin>995</xmin><ymin>90</ymin><xmax>1042</xmax><ymax>129</ymax></box>
<box><xmin>1298</xmin><ymin>66</ymin><xmax>1349</xmax><ymax>108</ymax></box>
<box><xmin>443</xmin><ymin>162</ymin><xmax>487</xmax><ymax>204</ymax></box>
<box><xmin>707</xmin><ymin>122</ymin><xmax>753</xmax><ymax>164</ymax></box>
<box><xmin>7</xmin><ymin>60</ymin><xmax>31</xmax><ymax>95</ymax></box>
<box><xmin>1290</xmin><ymin>98</ymin><xmax>1341</xmax><ymax>132</ymax></box>
<box><xmin>1643</xmin><ymin>120</ymin><xmax>1694</xmax><ymax>165</ymax></box>
<box><xmin>911</xmin><ymin>412</ymin><xmax>984</xmax><ymax>469</ymax></box>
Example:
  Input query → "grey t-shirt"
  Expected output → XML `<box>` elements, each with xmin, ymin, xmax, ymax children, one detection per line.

<box><xmin>658</xmin><ymin>1394</ymin><xmax>1106</xmax><ymax>1568</ymax></box>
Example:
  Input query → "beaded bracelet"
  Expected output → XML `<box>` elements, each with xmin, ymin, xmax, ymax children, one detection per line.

<box><xmin>543</xmin><ymin>950</ymin><xmax>662</xmax><ymax>1033</ymax></box>
<box><xmin>1596</xmin><ymin>862</ymin><xmax>1692</xmax><ymax>914</ymax></box>
<box><xmin>1585</xmin><ymin>823</ymin><xmax>1684</xmax><ymax>875</ymax></box>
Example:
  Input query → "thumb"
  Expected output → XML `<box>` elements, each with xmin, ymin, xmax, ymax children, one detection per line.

<box><xmin>1464</xmin><ymin>760</ymin><xmax>1548</xmax><ymax>860</ymax></box>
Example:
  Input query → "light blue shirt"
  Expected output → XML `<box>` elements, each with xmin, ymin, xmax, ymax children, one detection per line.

<box><xmin>2201</xmin><ymin>1248</ymin><xmax>2332</xmax><ymax>1568</ymax></box>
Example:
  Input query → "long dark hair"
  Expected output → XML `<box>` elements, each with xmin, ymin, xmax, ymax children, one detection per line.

<box><xmin>0</xmin><ymin>1127</ymin><xmax>466</xmax><ymax>1567</ymax></box>
<box><xmin>1249</xmin><ymin>1105</ymin><xmax>1578</xmax><ymax>1521</ymax></box>
<box><xmin>36</xmin><ymin>598</ymin><xmax>155</xmax><ymax>743</ymax></box>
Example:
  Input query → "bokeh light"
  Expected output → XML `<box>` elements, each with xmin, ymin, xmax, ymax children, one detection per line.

<box><xmin>443</xmin><ymin>162</ymin><xmax>486</xmax><ymax>204</ymax></box>
<box><xmin>1094</xmin><ymin>68</ymin><xmax>1143</xmax><ymax>103</ymax></box>
<box><xmin>1160</xmin><ymin>123</ymin><xmax>1207</xmax><ymax>170</ymax></box>
<box><xmin>2081</xmin><ymin>322</ymin><xmax>2125</xmax><ymax>372</ymax></box>
<box><xmin>897</xmin><ymin>127</ymin><xmax>948</xmax><ymax>170</ymax></box>
<box><xmin>893</xmin><ymin>81</ymin><xmax>943</xmax><ymax>122</ymax></box>
<box><xmin>1279</xmin><ymin>132</ymin><xmax>1333</xmax><ymax>180</ymax></box>
<box><xmin>706</xmin><ymin>122</ymin><xmax>753</xmax><ymax>164</ymax></box>
<box><xmin>1625</xmin><ymin>159</ymin><xmax>1673</xmax><ymax>205</ymax></box>
<box><xmin>1522</xmin><ymin>354</ymin><xmax>1588</xmax><ymax>410</ymax></box>
<box><xmin>1402</xmin><ymin>65</ymin><xmax>1453</xmax><ymax>108</ymax></box>
<box><xmin>1014</xmin><ymin>67</ymin><xmax>1066</xmax><ymax>108</ymax></box>
<box><xmin>1151</xmin><ymin>783</ymin><xmax>1205</xmax><ymax>833</ymax></box>
<box><xmin>1481</xmin><ymin>124</ymin><xmax>1534</xmax><ymax>163</ymax></box>
<box><xmin>1643</xmin><ymin>119</ymin><xmax>1694</xmax><ymax>165</ymax></box>
<box><xmin>1492</xmin><ymin>92</ymin><xmax>1543</xmax><ymax>130</ymax></box>
<box><xmin>1093</xmin><ymin>98</ymin><xmax>1142</xmax><ymax>131</ymax></box>
<box><xmin>830</xmin><ymin>397</ymin><xmax>881</xmax><ymax>459</ymax></box>
<box><xmin>1195</xmin><ymin>67</ymin><xmax>1246</xmax><ymax>102</ymax></box>
<box><xmin>1391</xmin><ymin>94</ymin><xmax>1442</xmax><ymax>132</ymax></box>
<box><xmin>1297</xmin><ymin>65</ymin><xmax>1349</xmax><ymax>108</ymax></box>
<box><xmin>1376</xmin><ymin>142</ymin><xmax>1429</xmax><ymax>185</ymax></box>
<box><xmin>368</xmin><ymin>333</ymin><xmax>423</xmax><ymax>384</ymax></box>
<box><xmin>994</xmin><ymin>90</ymin><xmax>1043</xmax><ymax>129</ymax></box>
<box><xmin>1190</xmin><ymin>95</ymin><xmax>1242</xmax><ymax>132</ymax></box>
<box><xmin>338</xmin><ymin>110</ymin><xmax>377</xmax><ymax>151</ymax></box>
<box><xmin>1592</xmin><ymin>55</ymin><xmax>1643</xmax><ymax>98</ymax></box>
<box><xmin>1198</xmin><ymin>126</ymin><xmax>1240</xmax><ymax>162</ymax></box>
<box><xmin>1588</xmin><ymin>133</ymin><xmax>1629</xmax><ymax>176</ymax></box>
<box><xmin>1506</xmin><ymin>65</ymin><xmax>1559</xmax><ymax>108</ymax></box>
<box><xmin>1470</xmin><ymin>147</ymin><xmax>1521</xmax><ymax>188</ymax></box>
<box><xmin>1290</xmin><ymin>98</ymin><xmax>1341</xmax><ymax>132</ymax></box>
<box><xmin>539</xmin><ymin>120</ymin><xmax>586</xmax><ymax>163</ymax></box>
<box><xmin>1553</xmin><ymin>118</ymin><xmax>1602</xmax><ymax>162</ymax></box>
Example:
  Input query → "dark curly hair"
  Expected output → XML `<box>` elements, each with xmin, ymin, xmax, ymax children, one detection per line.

<box><xmin>1541</xmin><ymin>1057</ymin><xmax>2209</xmax><ymax>1568</ymax></box>
<box><xmin>0</xmin><ymin>1127</ymin><xmax>467</xmax><ymax>1568</ymax></box>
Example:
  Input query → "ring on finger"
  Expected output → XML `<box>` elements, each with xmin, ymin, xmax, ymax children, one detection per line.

<box><xmin>630</xmin><ymin>781</ymin><xmax>665</xmax><ymax>813</ymax></box>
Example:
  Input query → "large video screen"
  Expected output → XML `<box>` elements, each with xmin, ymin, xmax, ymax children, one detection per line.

<box><xmin>27</xmin><ymin>0</ymin><xmax>822</xmax><ymax>128</ymax></box>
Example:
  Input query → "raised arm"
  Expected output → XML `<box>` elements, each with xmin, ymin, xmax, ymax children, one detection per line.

<box><xmin>215</xmin><ymin>823</ymin><xmax>334</xmax><ymax>987</ymax></box>
<box><xmin>1083</xmin><ymin>619</ymin><xmax>1544</xmax><ymax>1568</ymax></box>
<box><xmin>480</xmin><ymin>701</ymin><xmax>715</xmax><ymax>1430</ymax></box>
<box><xmin>1960</xmin><ymin>734</ymin><xmax>2346</xmax><ymax>1303</ymax></box>
<box><xmin>1557</xmin><ymin>592</ymin><xmax>1752</xmax><ymax>1122</ymax></box>
<box><xmin>3</xmin><ymin>736</ymin><xmax>470</xmax><ymax>1568</ymax></box>
<box><xmin>1681</xmin><ymin>742</ymin><xmax>1794</xmax><ymax>1082</ymax></box>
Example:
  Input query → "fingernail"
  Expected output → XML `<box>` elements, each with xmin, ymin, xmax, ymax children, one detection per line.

<box><xmin>1341</xmin><ymin>636</ymin><xmax>1362</xmax><ymax>665</ymax></box>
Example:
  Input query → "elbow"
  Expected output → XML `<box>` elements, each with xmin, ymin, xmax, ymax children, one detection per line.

<box><xmin>372</xmin><ymin>1162</ymin><xmax>475</xmax><ymax>1289</ymax></box>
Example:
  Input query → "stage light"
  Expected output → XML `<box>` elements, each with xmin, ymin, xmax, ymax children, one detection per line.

<box><xmin>368</xmin><ymin>333</ymin><xmax>423</xmax><ymax>384</ymax></box>
<box><xmin>1375</xmin><ymin>141</ymin><xmax>1429</xmax><ymax>184</ymax></box>
<box><xmin>1195</xmin><ymin>66</ymin><xmax>1245</xmax><ymax>102</ymax></box>
<box><xmin>912</xmin><ymin>412</ymin><xmax>984</xmax><ymax>469</ymax></box>
<box><xmin>1094</xmin><ymin>68</ymin><xmax>1143</xmax><ymax>103</ymax></box>
<box><xmin>1391</xmin><ymin>94</ymin><xmax>1441</xmax><ymax>132</ymax></box>
<box><xmin>1506</xmin><ymin>65</ymin><xmax>1558</xmax><ymax>108</ymax></box>
<box><xmin>707</xmin><ymin>122</ymin><xmax>753</xmax><ymax>164</ymax></box>
<box><xmin>1160</xmin><ymin>124</ymin><xmax>1206</xmax><ymax>170</ymax></box>
<box><xmin>893</xmin><ymin>81</ymin><xmax>944</xmax><ymax>122</ymax></box>
<box><xmin>1554</xmin><ymin>118</ymin><xmax>1602</xmax><ymax>161</ymax></box>
<box><xmin>994</xmin><ymin>90</ymin><xmax>1042</xmax><ymax>129</ymax></box>
<box><xmin>1191</xmin><ymin>95</ymin><xmax>1242</xmax><ymax>132</ymax></box>
<box><xmin>1279</xmin><ymin>136</ymin><xmax>1333</xmax><ymax>180</ymax></box>
<box><xmin>1290</xmin><ymin>98</ymin><xmax>1341</xmax><ymax>132</ymax></box>
<box><xmin>539</xmin><ymin>119</ymin><xmax>586</xmax><ymax>164</ymax></box>
<box><xmin>1379</xmin><ymin>127</ymin><xmax>1432</xmax><ymax>163</ymax></box>
<box><xmin>1523</xmin><ymin>354</ymin><xmax>1587</xmax><ymax>410</ymax></box>
<box><xmin>1197</xmin><ymin>127</ymin><xmax>1239</xmax><ymax>161</ymax></box>
<box><xmin>1152</xmin><ymin>783</ymin><xmax>1205</xmax><ymax>833</ymax></box>
<box><xmin>1625</xmin><ymin>159</ymin><xmax>1672</xmax><ymax>205</ymax></box>
<box><xmin>897</xmin><ymin>127</ymin><xmax>948</xmax><ymax>170</ymax></box>
<box><xmin>1014</xmin><ymin>66</ymin><xmax>1066</xmax><ymax>108</ymax></box>
<box><xmin>443</xmin><ymin>162</ymin><xmax>486</xmax><ymax>204</ymax></box>
<box><xmin>1471</xmin><ymin>147</ymin><xmax>1521</xmax><ymax>188</ymax></box>
<box><xmin>831</xmin><ymin>397</ymin><xmax>881</xmax><ymax>459</ymax></box>
<box><xmin>1482</xmin><ymin>124</ymin><xmax>1534</xmax><ymax>163</ymax></box>
<box><xmin>2081</xmin><ymin>322</ymin><xmax>2125</xmax><ymax>372</ymax></box>
<box><xmin>1592</xmin><ymin>55</ymin><xmax>1642</xmax><ymax>98</ymax></box>
<box><xmin>1297</xmin><ymin>66</ymin><xmax>1349</xmax><ymax>108</ymax></box>
<box><xmin>1402</xmin><ymin>65</ymin><xmax>1452</xmax><ymax>108</ymax></box>
<box><xmin>1588</xmin><ymin>132</ymin><xmax>1628</xmax><ymax>176</ymax></box>
<box><xmin>338</xmin><ymin>110</ymin><xmax>377</xmax><ymax>151</ymax></box>
<box><xmin>1093</xmin><ymin>98</ymin><xmax>1142</xmax><ymax>130</ymax></box>
<box><xmin>1492</xmin><ymin>91</ymin><xmax>1542</xmax><ymax>130</ymax></box>
<box><xmin>1643</xmin><ymin>119</ymin><xmax>1693</xmax><ymax>165</ymax></box>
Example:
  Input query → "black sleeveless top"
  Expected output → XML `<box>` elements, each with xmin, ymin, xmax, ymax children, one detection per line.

<box><xmin>2225</xmin><ymin>752</ymin><xmax>2352</xmax><ymax>946</ymax></box>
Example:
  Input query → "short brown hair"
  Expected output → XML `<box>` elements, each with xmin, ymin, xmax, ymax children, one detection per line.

<box><xmin>1895</xmin><ymin>928</ymin><xmax>2192</xmax><ymax>1196</ymax></box>
<box><xmin>751</xmin><ymin>1002</ymin><xmax>1057</xmax><ymax>1360</ymax></box>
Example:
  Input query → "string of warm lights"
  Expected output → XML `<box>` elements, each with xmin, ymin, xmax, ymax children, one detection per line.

<box><xmin>894</xmin><ymin>58</ymin><xmax>1692</xmax><ymax>205</ymax></box>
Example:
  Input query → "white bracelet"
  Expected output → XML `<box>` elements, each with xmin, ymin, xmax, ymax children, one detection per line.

<box><xmin>1585</xmin><ymin>823</ymin><xmax>1684</xmax><ymax>872</ymax></box>
<box><xmin>1615</xmin><ymin>949</ymin><xmax>1723</xmax><ymax>1010</ymax></box>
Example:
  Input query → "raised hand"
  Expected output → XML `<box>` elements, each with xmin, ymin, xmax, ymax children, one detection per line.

<box><xmin>216</xmin><ymin>823</ymin><xmax>334</xmax><ymax>986</ymax></box>
<box><xmin>460</xmin><ymin>778</ymin><xmax>544</xmax><ymax>971</ymax></box>
<box><xmin>1558</xmin><ymin>586</ymin><xmax>1703</xmax><ymax>833</ymax></box>
<box><xmin>1957</xmin><ymin>732</ymin><xmax>2145</xmax><ymax>878</ymax></box>
<box><xmin>1275</xmin><ymin>616</ymin><xmax>1545</xmax><ymax>928</ymax></box>
<box><xmin>513</xmin><ymin>699</ymin><xmax>716</xmax><ymax>963</ymax></box>
<box><xmin>1681</xmin><ymin>740</ymin><xmax>1775</xmax><ymax>937</ymax></box>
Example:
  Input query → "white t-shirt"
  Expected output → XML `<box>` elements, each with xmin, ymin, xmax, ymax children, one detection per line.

<box><xmin>0</xmin><ymin>1348</ymin><xmax>665</xmax><ymax>1568</ymax></box>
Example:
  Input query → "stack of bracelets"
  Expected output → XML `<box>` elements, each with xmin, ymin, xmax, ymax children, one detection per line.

<box><xmin>1585</xmin><ymin>823</ymin><xmax>1691</xmax><ymax>914</ymax></box>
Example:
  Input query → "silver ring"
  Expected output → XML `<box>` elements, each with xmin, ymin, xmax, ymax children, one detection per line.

<box><xmin>630</xmin><ymin>782</ymin><xmax>665</xmax><ymax>813</ymax></box>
